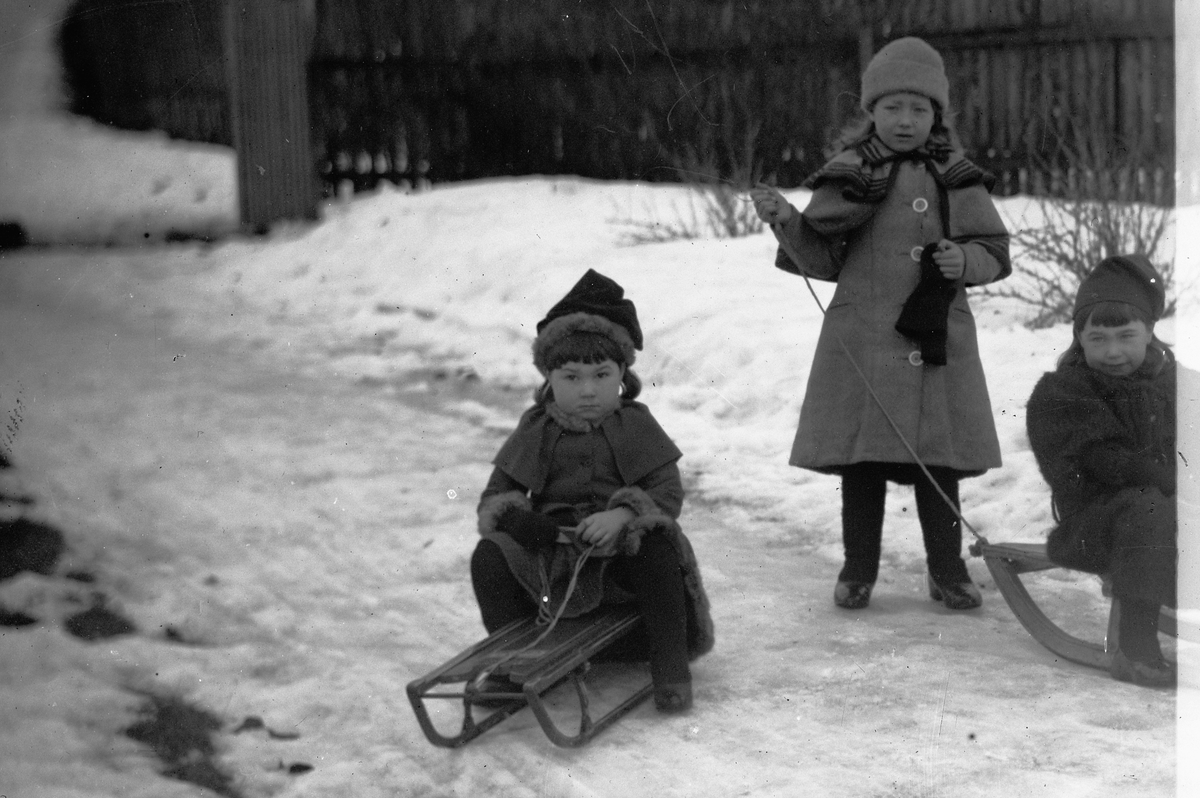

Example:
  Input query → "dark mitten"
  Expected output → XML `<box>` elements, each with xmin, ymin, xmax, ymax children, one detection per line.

<box><xmin>497</xmin><ymin>508</ymin><xmax>561</xmax><ymax>549</ymax></box>
<box><xmin>1131</xmin><ymin>456</ymin><xmax>1176</xmax><ymax>497</ymax></box>
<box><xmin>1080</xmin><ymin>442</ymin><xmax>1175</xmax><ymax>495</ymax></box>
<box><xmin>895</xmin><ymin>242</ymin><xmax>958</xmax><ymax>365</ymax></box>
<box><xmin>1079</xmin><ymin>441</ymin><xmax>1139</xmax><ymax>487</ymax></box>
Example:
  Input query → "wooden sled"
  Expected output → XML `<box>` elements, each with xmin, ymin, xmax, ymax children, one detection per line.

<box><xmin>407</xmin><ymin>604</ymin><xmax>653</xmax><ymax>748</ymax></box>
<box><xmin>971</xmin><ymin>540</ymin><xmax>1185</xmax><ymax>671</ymax></box>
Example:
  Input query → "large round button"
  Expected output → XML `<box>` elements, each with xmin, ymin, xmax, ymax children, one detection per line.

<box><xmin>910</xmin><ymin>245</ymin><xmax>924</xmax><ymax>262</ymax></box>
<box><xmin>912</xmin><ymin>197</ymin><xmax>929</xmax><ymax>213</ymax></box>
<box><xmin>908</xmin><ymin>350</ymin><xmax>924</xmax><ymax>366</ymax></box>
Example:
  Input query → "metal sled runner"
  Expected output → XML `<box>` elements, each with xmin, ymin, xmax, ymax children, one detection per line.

<box><xmin>971</xmin><ymin>540</ymin><xmax>1184</xmax><ymax>670</ymax></box>
<box><xmin>407</xmin><ymin>604</ymin><xmax>653</xmax><ymax>748</ymax></box>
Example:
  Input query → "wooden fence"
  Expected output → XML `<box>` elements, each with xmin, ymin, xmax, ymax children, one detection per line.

<box><xmin>309</xmin><ymin>0</ymin><xmax>1174</xmax><ymax>203</ymax></box>
<box><xmin>57</xmin><ymin>0</ymin><xmax>1176</xmax><ymax>209</ymax></box>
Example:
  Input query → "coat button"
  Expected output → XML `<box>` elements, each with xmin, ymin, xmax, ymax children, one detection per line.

<box><xmin>912</xmin><ymin>197</ymin><xmax>929</xmax><ymax>213</ymax></box>
<box><xmin>908</xmin><ymin>350</ymin><xmax>924</xmax><ymax>366</ymax></box>
<box><xmin>910</xmin><ymin>245</ymin><xmax>924</xmax><ymax>261</ymax></box>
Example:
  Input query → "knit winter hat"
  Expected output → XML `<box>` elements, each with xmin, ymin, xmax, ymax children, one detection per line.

<box><xmin>1073</xmin><ymin>254</ymin><xmax>1166</xmax><ymax>324</ymax></box>
<box><xmin>860</xmin><ymin>36</ymin><xmax>950</xmax><ymax>111</ymax></box>
<box><xmin>533</xmin><ymin>269</ymin><xmax>642</xmax><ymax>375</ymax></box>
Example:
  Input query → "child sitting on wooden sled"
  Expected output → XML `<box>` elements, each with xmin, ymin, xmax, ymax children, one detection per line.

<box><xmin>1026</xmin><ymin>254</ymin><xmax>1177</xmax><ymax>688</ymax></box>
<box><xmin>471</xmin><ymin>269</ymin><xmax>714</xmax><ymax>713</ymax></box>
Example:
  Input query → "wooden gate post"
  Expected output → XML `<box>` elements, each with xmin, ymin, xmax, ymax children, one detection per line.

<box><xmin>225</xmin><ymin>0</ymin><xmax>319</xmax><ymax>232</ymax></box>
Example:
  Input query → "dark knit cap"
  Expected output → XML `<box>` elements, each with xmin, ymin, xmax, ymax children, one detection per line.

<box><xmin>533</xmin><ymin>269</ymin><xmax>642</xmax><ymax>375</ymax></box>
<box><xmin>1073</xmin><ymin>254</ymin><xmax>1166</xmax><ymax>323</ymax></box>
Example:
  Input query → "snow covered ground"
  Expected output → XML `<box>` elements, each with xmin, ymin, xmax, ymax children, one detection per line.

<box><xmin>2</xmin><ymin>3</ymin><xmax>1199</xmax><ymax>797</ymax></box>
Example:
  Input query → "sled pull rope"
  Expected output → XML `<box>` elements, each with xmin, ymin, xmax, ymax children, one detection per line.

<box><xmin>472</xmin><ymin>543</ymin><xmax>597</xmax><ymax>689</ymax></box>
<box><xmin>775</xmin><ymin>229</ymin><xmax>988</xmax><ymax>547</ymax></box>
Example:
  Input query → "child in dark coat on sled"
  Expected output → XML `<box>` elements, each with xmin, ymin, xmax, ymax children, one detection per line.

<box><xmin>471</xmin><ymin>269</ymin><xmax>714</xmax><ymax>713</ymax></box>
<box><xmin>1026</xmin><ymin>254</ymin><xmax>1177</xmax><ymax>688</ymax></box>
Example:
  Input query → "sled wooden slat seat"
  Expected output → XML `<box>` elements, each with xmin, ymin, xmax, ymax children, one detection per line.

<box><xmin>971</xmin><ymin>540</ymin><xmax>1185</xmax><ymax>671</ymax></box>
<box><xmin>407</xmin><ymin>604</ymin><xmax>653</xmax><ymax>748</ymax></box>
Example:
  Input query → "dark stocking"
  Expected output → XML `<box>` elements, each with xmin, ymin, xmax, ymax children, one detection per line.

<box><xmin>839</xmin><ymin>464</ymin><xmax>888</xmax><ymax>583</ymax></box>
<box><xmin>470</xmin><ymin>539</ymin><xmax>535</xmax><ymax>633</ymax></box>
<box><xmin>914</xmin><ymin>468</ymin><xmax>970</xmax><ymax>585</ymax></box>
<box><xmin>610</xmin><ymin>534</ymin><xmax>691</xmax><ymax>685</ymax></box>
<box><xmin>1117</xmin><ymin>598</ymin><xmax>1164</xmax><ymax>663</ymax></box>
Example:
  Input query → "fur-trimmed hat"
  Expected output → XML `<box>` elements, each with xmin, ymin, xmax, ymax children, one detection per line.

<box><xmin>1074</xmin><ymin>254</ymin><xmax>1166</xmax><ymax>324</ymax></box>
<box><xmin>532</xmin><ymin>269</ymin><xmax>642</xmax><ymax>375</ymax></box>
<box><xmin>860</xmin><ymin>36</ymin><xmax>950</xmax><ymax>111</ymax></box>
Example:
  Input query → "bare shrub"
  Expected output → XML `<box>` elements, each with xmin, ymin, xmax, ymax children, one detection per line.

<box><xmin>672</xmin><ymin>118</ymin><xmax>764</xmax><ymax>239</ymax></box>
<box><xmin>616</xmin><ymin>118</ymin><xmax>763</xmax><ymax>244</ymax></box>
<box><xmin>982</xmin><ymin>128</ymin><xmax>1174</xmax><ymax>328</ymax></box>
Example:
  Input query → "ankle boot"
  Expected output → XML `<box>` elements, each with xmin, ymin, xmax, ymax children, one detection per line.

<box><xmin>834</xmin><ymin>580</ymin><xmax>874</xmax><ymax>609</ymax></box>
<box><xmin>927</xmin><ymin>574</ymin><xmax>982</xmax><ymax>610</ymax></box>
<box><xmin>1110</xmin><ymin>649</ymin><xmax>1176</xmax><ymax>689</ymax></box>
<box><xmin>653</xmin><ymin>680</ymin><xmax>693</xmax><ymax>713</ymax></box>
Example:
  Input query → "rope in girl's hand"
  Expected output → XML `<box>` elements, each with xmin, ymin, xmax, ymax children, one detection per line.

<box><xmin>469</xmin><ymin>536</ymin><xmax>599</xmax><ymax>693</ymax></box>
<box><xmin>773</xmin><ymin>228</ymin><xmax>989</xmax><ymax>548</ymax></box>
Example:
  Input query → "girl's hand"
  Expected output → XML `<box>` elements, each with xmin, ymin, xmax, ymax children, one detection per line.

<box><xmin>750</xmin><ymin>183</ymin><xmax>792</xmax><ymax>225</ymax></box>
<box><xmin>576</xmin><ymin>508</ymin><xmax>634</xmax><ymax>550</ymax></box>
<box><xmin>932</xmin><ymin>239</ymin><xmax>965</xmax><ymax>280</ymax></box>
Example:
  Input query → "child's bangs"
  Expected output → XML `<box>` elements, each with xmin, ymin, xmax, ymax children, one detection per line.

<box><xmin>543</xmin><ymin>331</ymin><xmax>625</xmax><ymax>371</ymax></box>
<box><xmin>1076</xmin><ymin>300</ymin><xmax>1151</xmax><ymax>331</ymax></box>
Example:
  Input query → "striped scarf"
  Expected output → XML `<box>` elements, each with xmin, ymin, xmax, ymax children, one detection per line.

<box><xmin>804</xmin><ymin>134</ymin><xmax>994</xmax><ymax>204</ymax></box>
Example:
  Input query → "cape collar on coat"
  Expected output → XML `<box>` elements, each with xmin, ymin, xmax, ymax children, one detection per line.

<box><xmin>804</xmin><ymin>134</ymin><xmax>994</xmax><ymax>203</ymax></box>
<box><xmin>493</xmin><ymin>400</ymin><xmax>682</xmax><ymax>493</ymax></box>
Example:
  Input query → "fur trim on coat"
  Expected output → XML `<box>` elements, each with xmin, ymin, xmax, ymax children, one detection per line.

<box><xmin>477</xmin><ymin>490</ymin><xmax>532</xmax><ymax>536</ymax></box>
<box><xmin>533</xmin><ymin>311</ymin><xmax>638</xmax><ymax>375</ymax></box>
<box><xmin>605</xmin><ymin>485</ymin><xmax>678</xmax><ymax>556</ymax></box>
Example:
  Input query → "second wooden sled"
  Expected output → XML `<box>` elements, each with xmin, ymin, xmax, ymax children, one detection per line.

<box><xmin>971</xmin><ymin>540</ymin><xmax>1182</xmax><ymax>671</ymax></box>
<box><xmin>407</xmin><ymin>604</ymin><xmax>653</xmax><ymax>748</ymax></box>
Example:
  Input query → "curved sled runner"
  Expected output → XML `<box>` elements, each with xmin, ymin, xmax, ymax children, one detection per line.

<box><xmin>971</xmin><ymin>540</ymin><xmax>1187</xmax><ymax>670</ymax></box>
<box><xmin>407</xmin><ymin>604</ymin><xmax>653</xmax><ymax>748</ymax></box>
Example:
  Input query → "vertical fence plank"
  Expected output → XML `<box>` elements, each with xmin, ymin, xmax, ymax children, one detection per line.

<box><xmin>227</xmin><ymin>0</ymin><xmax>319</xmax><ymax>230</ymax></box>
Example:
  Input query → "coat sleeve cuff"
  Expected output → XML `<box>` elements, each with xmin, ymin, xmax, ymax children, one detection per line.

<box><xmin>960</xmin><ymin>235</ymin><xmax>1010</xmax><ymax>285</ymax></box>
<box><xmin>607</xmin><ymin>487</ymin><xmax>681</xmax><ymax>556</ymax></box>
<box><xmin>477</xmin><ymin>491</ymin><xmax>531</xmax><ymax>536</ymax></box>
<box><xmin>606</xmin><ymin>486</ymin><xmax>662</xmax><ymax>518</ymax></box>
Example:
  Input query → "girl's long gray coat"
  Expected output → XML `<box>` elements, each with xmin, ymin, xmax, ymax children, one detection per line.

<box><xmin>773</xmin><ymin>148</ymin><xmax>1010</xmax><ymax>475</ymax></box>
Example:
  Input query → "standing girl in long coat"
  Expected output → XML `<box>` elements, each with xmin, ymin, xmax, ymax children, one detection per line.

<box><xmin>750</xmin><ymin>37</ymin><xmax>1010</xmax><ymax>610</ymax></box>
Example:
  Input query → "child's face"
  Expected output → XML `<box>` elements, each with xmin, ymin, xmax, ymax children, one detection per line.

<box><xmin>1079</xmin><ymin>317</ymin><xmax>1153</xmax><ymax>377</ymax></box>
<box><xmin>548</xmin><ymin>359</ymin><xmax>625</xmax><ymax>421</ymax></box>
<box><xmin>871</xmin><ymin>92</ymin><xmax>935</xmax><ymax>152</ymax></box>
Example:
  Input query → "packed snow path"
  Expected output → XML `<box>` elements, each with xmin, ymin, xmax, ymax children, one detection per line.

<box><xmin>0</xmin><ymin>249</ymin><xmax>1182</xmax><ymax>797</ymax></box>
